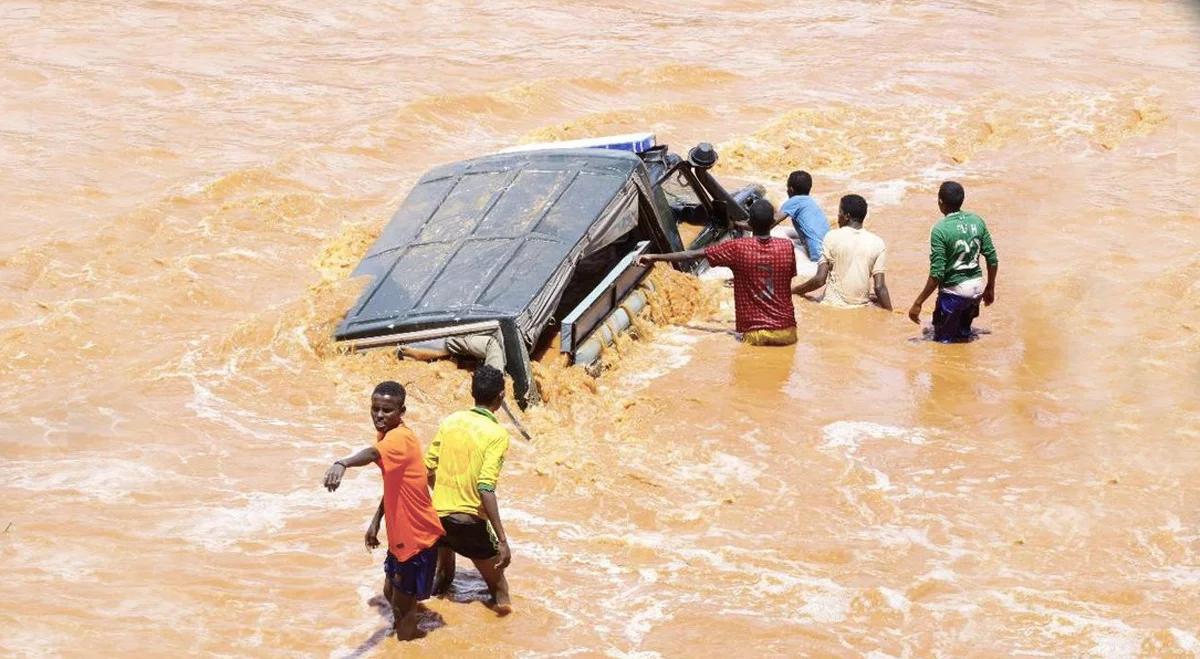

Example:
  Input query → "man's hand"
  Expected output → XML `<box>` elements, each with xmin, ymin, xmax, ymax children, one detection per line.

<box><xmin>323</xmin><ymin>462</ymin><xmax>346</xmax><ymax>492</ymax></box>
<box><xmin>982</xmin><ymin>286</ymin><xmax>995</xmax><ymax>306</ymax></box>
<box><xmin>495</xmin><ymin>540</ymin><xmax>511</xmax><ymax>571</ymax></box>
<box><xmin>365</xmin><ymin>521</ymin><xmax>381</xmax><ymax>550</ymax></box>
<box><xmin>636</xmin><ymin>254</ymin><xmax>655</xmax><ymax>268</ymax></box>
<box><xmin>908</xmin><ymin>303</ymin><xmax>922</xmax><ymax>324</ymax></box>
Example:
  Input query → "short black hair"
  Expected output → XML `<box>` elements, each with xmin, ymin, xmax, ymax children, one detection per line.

<box><xmin>939</xmin><ymin>181</ymin><xmax>965</xmax><ymax>211</ymax></box>
<box><xmin>373</xmin><ymin>381</ymin><xmax>406</xmax><ymax>404</ymax></box>
<box><xmin>472</xmin><ymin>365</ymin><xmax>505</xmax><ymax>405</ymax></box>
<box><xmin>839</xmin><ymin>194</ymin><xmax>868</xmax><ymax>222</ymax></box>
<box><xmin>787</xmin><ymin>170</ymin><xmax>813</xmax><ymax>196</ymax></box>
<box><xmin>748</xmin><ymin>198</ymin><xmax>775</xmax><ymax>235</ymax></box>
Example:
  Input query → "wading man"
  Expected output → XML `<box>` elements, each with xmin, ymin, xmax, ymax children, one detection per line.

<box><xmin>425</xmin><ymin>365</ymin><xmax>514</xmax><ymax>614</ymax></box>
<box><xmin>908</xmin><ymin>181</ymin><xmax>999</xmax><ymax>342</ymax></box>
<box><xmin>791</xmin><ymin>194</ymin><xmax>892</xmax><ymax>310</ymax></box>
<box><xmin>639</xmin><ymin>198</ymin><xmax>798</xmax><ymax>346</ymax></box>
<box><xmin>323</xmin><ymin>381</ymin><xmax>444</xmax><ymax>641</ymax></box>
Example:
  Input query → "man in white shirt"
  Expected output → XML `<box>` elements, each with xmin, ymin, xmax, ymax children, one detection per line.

<box><xmin>791</xmin><ymin>194</ymin><xmax>892</xmax><ymax>310</ymax></box>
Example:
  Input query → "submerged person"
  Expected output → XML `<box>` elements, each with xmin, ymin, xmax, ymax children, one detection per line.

<box><xmin>639</xmin><ymin>198</ymin><xmax>798</xmax><ymax>346</ymax></box>
<box><xmin>791</xmin><ymin>194</ymin><xmax>892</xmax><ymax>310</ymax></box>
<box><xmin>907</xmin><ymin>181</ymin><xmax>999</xmax><ymax>342</ymax></box>
<box><xmin>424</xmin><ymin>365</ymin><xmax>514</xmax><ymax>614</ymax></box>
<box><xmin>772</xmin><ymin>169</ymin><xmax>830</xmax><ymax>264</ymax></box>
<box><xmin>323</xmin><ymin>381</ymin><xmax>444</xmax><ymax>641</ymax></box>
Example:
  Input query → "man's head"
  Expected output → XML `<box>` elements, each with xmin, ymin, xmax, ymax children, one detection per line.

<box><xmin>370</xmin><ymin>381</ymin><xmax>406</xmax><ymax>433</ymax></box>
<box><xmin>747</xmin><ymin>198</ymin><xmax>775</xmax><ymax>236</ymax></box>
<box><xmin>472</xmin><ymin>365</ymin><xmax>506</xmax><ymax>410</ymax></box>
<box><xmin>787</xmin><ymin>170</ymin><xmax>813</xmax><ymax>197</ymax></box>
<box><xmin>838</xmin><ymin>194</ymin><xmax>868</xmax><ymax>227</ymax></box>
<box><xmin>938</xmin><ymin>181</ymin><xmax>965</xmax><ymax>214</ymax></box>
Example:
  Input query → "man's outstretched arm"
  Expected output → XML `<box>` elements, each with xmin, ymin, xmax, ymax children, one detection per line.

<box><xmin>791</xmin><ymin>262</ymin><xmax>830</xmax><ymax>297</ymax></box>
<box><xmin>873</xmin><ymin>273</ymin><xmax>893</xmax><ymax>311</ymax></box>
<box><xmin>323</xmin><ymin>446</ymin><xmax>381</xmax><ymax>492</ymax></box>
<box><xmin>637</xmin><ymin>249</ymin><xmax>707</xmax><ymax>266</ymax></box>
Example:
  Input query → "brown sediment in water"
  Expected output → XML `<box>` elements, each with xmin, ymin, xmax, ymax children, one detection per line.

<box><xmin>3</xmin><ymin>2</ymin><xmax>1199</xmax><ymax>656</ymax></box>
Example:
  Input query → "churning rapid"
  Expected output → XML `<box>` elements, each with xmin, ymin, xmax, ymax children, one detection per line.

<box><xmin>2</xmin><ymin>1</ymin><xmax>1199</xmax><ymax>656</ymax></box>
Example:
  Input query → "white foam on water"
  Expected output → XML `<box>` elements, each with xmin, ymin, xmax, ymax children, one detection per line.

<box><xmin>169</xmin><ymin>474</ymin><xmax>378</xmax><ymax>551</ymax></box>
<box><xmin>878</xmin><ymin>586</ymin><xmax>912</xmax><ymax>614</ymax></box>
<box><xmin>855</xmin><ymin>178</ymin><xmax>913</xmax><ymax>206</ymax></box>
<box><xmin>621</xmin><ymin>598</ymin><xmax>670</xmax><ymax>645</ymax></box>
<box><xmin>8</xmin><ymin>543</ymin><xmax>99</xmax><ymax>584</ymax></box>
<box><xmin>620</xmin><ymin>328</ymin><xmax>697</xmax><ymax>385</ymax></box>
<box><xmin>820</xmin><ymin>420</ymin><xmax>928</xmax><ymax>454</ymax></box>
<box><xmin>686</xmin><ymin>451</ymin><xmax>761</xmax><ymax>486</ymax></box>
<box><xmin>1171</xmin><ymin>629</ymin><xmax>1200</xmax><ymax>652</ymax></box>
<box><xmin>799</xmin><ymin>589</ymin><xmax>852</xmax><ymax>624</ymax></box>
<box><xmin>698</xmin><ymin>266</ymin><xmax>732</xmax><ymax>281</ymax></box>
<box><xmin>1</xmin><ymin>457</ymin><xmax>164</xmax><ymax>503</ymax></box>
<box><xmin>1147</xmin><ymin>566</ymin><xmax>1200</xmax><ymax>587</ymax></box>
<box><xmin>990</xmin><ymin>589</ymin><xmax>1145</xmax><ymax>657</ymax></box>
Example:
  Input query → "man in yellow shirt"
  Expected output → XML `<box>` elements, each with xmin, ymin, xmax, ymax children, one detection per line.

<box><xmin>424</xmin><ymin>365</ymin><xmax>513</xmax><ymax>614</ymax></box>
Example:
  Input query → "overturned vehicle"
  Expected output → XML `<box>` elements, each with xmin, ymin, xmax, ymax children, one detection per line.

<box><xmin>334</xmin><ymin>134</ymin><xmax>762</xmax><ymax>407</ymax></box>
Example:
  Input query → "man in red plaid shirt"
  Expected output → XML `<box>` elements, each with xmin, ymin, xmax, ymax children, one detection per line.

<box><xmin>638</xmin><ymin>198</ymin><xmax>798</xmax><ymax>346</ymax></box>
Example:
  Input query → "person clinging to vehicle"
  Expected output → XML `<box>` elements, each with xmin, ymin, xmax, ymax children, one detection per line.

<box><xmin>907</xmin><ymin>181</ymin><xmax>999</xmax><ymax>342</ymax></box>
<box><xmin>424</xmin><ymin>365</ymin><xmax>515</xmax><ymax>615</ymax></box>
<box><xmin>322</xmin><ymin>381</ymin><xmax>444</xmax><ymax>641</ymax></box>
<box><xmin>772</xmin><ymin>169</ymin><xmax>830</xmax><ymax>264</ymax></box>
<box><xmin>639</xmin><ymin>198</ymin><xmax>799</xmax><ymax>346</ymax></box>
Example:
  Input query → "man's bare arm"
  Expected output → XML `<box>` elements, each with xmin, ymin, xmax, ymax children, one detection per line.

<box><xmin>908</xmin><ymin>276</ymin><xmax>940</xmax><ymax>324</ymax></box>
<box><xmin>323</xmin><ymin>446</ymin><xmax>381</xmax><ymax>492</ymax></box>
<box><xmin>873</xmin><ymin>273</ymin><xmax>893</xmax><ymax>311</ymax></box>
<box><xmin>983</xmin><ymin>262</ymin><xmax>998</xmax><ymax>306</ymax></box>
<box><xmin>637</xmin><ymin>249</ymin><xmax>707</xmax><ymax>266</ymax></box>
<box><xmin>792</xmin><ymin>262</ymin><xmax>830</xmax><ymax>297</ymax></box>
<box><xmin>479</xmin><ymin>490</ymin><xmax>511</xmax><ymax>570</ymax></box>
<box><xmin>365</xmin><ymin>496</ymin><xmax>384</xmax><ymax>549</ymax></box>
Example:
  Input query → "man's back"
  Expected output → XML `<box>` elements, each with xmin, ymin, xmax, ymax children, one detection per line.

<box><xmin>779</xmin><ymin>195</ymin><xmax>830</xmax><ymax>259</ymax></box>
<box><xmin>929</xmin><ymin>211</ymin><xmax>998</xmax><ymax>290</ymax></box>
<box><xmin>704</xmin><ymin>236</ymin><xmax>797</xmax><ymax>333</ymax></box>
<box><xmin>425</xmin><ymin>408</ymin><xmax>510</xmax><ymax>517</ymax></box>
<box><xmin>821</xmin><ymin>227</ymin><xmax>887</xmax><ymax>307</ymax></box>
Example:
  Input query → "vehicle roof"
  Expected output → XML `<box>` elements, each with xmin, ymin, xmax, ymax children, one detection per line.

<box><xmin>335</xmin><ymin>148</ymin><xmax>645</xmax><ymax>341</ymax></box>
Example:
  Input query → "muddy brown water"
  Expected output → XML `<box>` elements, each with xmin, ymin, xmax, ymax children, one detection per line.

<box><xmin>2</xmin><ymin>1</ymin><xmax>1199</xmax><ymax>656</ymax></box>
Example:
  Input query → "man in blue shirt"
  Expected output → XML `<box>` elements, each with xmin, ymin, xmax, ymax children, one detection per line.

<box><xmin>773</xmin><ymin>170</ymin><xmax>830</xmax><ymax>264</ymax></box>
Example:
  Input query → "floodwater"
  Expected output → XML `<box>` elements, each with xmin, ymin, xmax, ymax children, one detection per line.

<box><xmin>2</xmin><ymin>1</ymin><xmax>1199</xmax><ymax>656</ymax></box>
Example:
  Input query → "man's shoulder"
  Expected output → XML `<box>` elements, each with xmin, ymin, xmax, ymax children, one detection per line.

<box><xmin>381</xmin><ymin>425</ymin><xmax>418</xmax><ymax>444</ymax></box>
<box><xmin>861</xmin><ymin>228</ymin><xmax>886</xmax><ymax>247</ymax></box>
<box><xmin>378</xmin><ymin>425</ymin><xmax>421</xmax><ymax>464</ymax></box>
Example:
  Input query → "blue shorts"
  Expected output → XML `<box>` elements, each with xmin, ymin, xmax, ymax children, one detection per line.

<box><xmin>383</xmin><ymin>546</ymin><xmax>438</xmax><ymax>601</ymax></box>
<box><xmin>933</xmin><ymin>291</ymin><xmax>980</xmax><ymax>343</ymax></box>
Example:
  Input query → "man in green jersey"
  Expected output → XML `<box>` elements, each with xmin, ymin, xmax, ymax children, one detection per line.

<box><xmin>907</xmin><ymin>181</ymin><xmax>999</xmax><ymax>342</ymax></box>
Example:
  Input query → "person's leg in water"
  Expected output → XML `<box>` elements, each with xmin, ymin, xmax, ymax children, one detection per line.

<box><xmin>387</xmin><ymin>583</ymin><xmax>422</xmax><ymax>640</ymax></box>
<box><xmin>958</xmin><ymin>300</ymin><xmax>980</xmax><ymax>340</ymax></box>
<box><xmin>471</xmin><ymin>557</ymin><xmax>512</xmax><ymax>615</ymax></box>
<box><xmin>433</xmin><ymin>546</ymin><xmax>456</xmax><ymax>596</ymax></box>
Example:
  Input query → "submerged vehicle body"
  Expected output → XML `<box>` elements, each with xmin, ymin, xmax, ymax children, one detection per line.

<box><xmin>335</xmin><ymin>134</ymin><xmax>762</xmax><ymax>407</ymax></box>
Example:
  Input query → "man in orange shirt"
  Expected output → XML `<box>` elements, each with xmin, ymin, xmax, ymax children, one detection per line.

<box><xmin>323</xmin><ymin>381</ymin><xmax>444</xmax><ymax>641</ymax></box>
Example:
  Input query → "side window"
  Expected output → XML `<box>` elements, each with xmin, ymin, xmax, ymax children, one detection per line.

<box><xmin>660</xmin><ymin>169</ymin><xmax>701</xmax><ymax>206</ymax></box>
